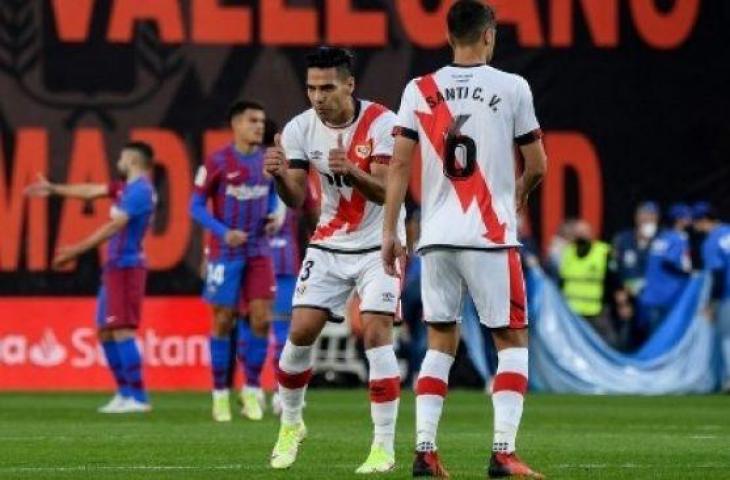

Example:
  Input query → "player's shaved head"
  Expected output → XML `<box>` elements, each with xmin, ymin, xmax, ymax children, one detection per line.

<box><xmin>447</xmin><ymin>0</ymin><xmax>496</xmax><ymax>46</ymax></box>
<box><xmin>306</xmin><ymin>46</ymin><xmax>355</xmax><ymax>80</ymax></box>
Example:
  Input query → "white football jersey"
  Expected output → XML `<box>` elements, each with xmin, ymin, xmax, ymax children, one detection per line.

<box><xmin>395</xmin><ymin>64</ymin><xmax>541</xmax><ymax>251</ymax></box>
<box><xmin>282</xmin><ymin>99</ymin><xmax>406</xmax><ymax>252</ymax></box>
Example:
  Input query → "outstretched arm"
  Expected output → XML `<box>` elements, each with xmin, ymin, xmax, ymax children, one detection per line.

<box><xmin>53</xmin><ymin>215</ymin><xmax>127</xmax><ymax>269</ymax></box>
<box><xmin>381</xmin><ymin>135</ymin><xmax>416</xmax><ymax>277</ymax></box>
<box><xmin>25</xmin><ymin>174</ymin><xmax>109</xmax><ymax>200</ymax></box>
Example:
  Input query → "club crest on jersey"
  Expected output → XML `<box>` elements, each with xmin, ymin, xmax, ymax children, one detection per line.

<box><xmin>354</xmin><ymin>141</ymin><xmax>372</xmax><ymax>159</ymax></box>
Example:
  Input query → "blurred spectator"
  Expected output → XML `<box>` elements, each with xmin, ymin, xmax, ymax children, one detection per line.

<box><xmin>559</xmin><ymin>220</ymin><xmax>616</xmax><ymax>343</ymax></box>
<box><xmin>611</xmin><ymin>201</ymin><xmax>659</xmax><ymax>296</ymax></box>
<box><xmin>637</xmin><ymin>203</ymin><xmax>692</xmax><ymax>342</ymax></box>
<box><xmin>693</xmin><ymin>202</ymin><xmax>730</xmax><ymax>391</ymax></box>
<box><xmin>546</xmin><ymin>218</ymin><xmax>578</xmax><ymax>280</ymax></box>
<box><xmin>610</xmin><ymin>201</ymin><xmax>659</xmax><ymax>348</ymax></box>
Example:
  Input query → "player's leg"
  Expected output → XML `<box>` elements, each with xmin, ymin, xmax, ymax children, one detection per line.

<box><xmin>95</xmin><ymin>285</ymin><xmax>132</xmax><ymax>413</ymax></box>
<box><xmin>271</xmin><ymin>249</ymin><xmax>349</xmax><ymax>469</ymax></box>
<box><xmin>270</xmin><ymin>274</ymin><xmax>298</xmax><ymax>415</ymax></box>
<box><xmin>462</xmin><ymin>249</ymin><xmax>541</xmax><ymax>478</ymax></box>
<box><xmin>203</xmin><ymin>259</ymin><xmax>245</xmax><ymax>422</ymax></box>
<box><xmin>112</xmin><ymin>327</ymin><xmax>150</xmax><ymax>413</ymax></box>
<box><xmin>100</xmin><ymin>267</ymin><xmax>150</xmax><ymax>413</ymax></box>
<box><xmin>355</xmin><ymin>251</ymin><xmax>401</xmax><ymax>474</ymax></box>
<box><xmin>118</xmin><ymin>267</ymin><xmax>150</xmax><ymax>409</ymax></box>
<box><xmin>237</xmin><ymin>256</ymin><xmax>275</xmax><ymax>420</ymax></box>
<box><xmin>412</xmin><ymin>250</ymin><xmax>464</xmax><ymax>477</ymax></box>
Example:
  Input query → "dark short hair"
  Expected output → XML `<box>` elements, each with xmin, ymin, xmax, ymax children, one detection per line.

<box><xmin>227</xmin><ymin>99</ymin><xmax>265</xmax><ymax>123</ymax></box>
<box><xmin>306</xmin><ymin>46</ymin><xmax>355</xmax><ymax>78</ymax></box>
<box><xmin>447</xmin><ymin>0</ymin><xmax>496</xmax><ymax>45</ymax></box>
<box><xmin>123</xmin><ymin>141</ymin><xmax>154</xmax><ymax>169</ymax></box>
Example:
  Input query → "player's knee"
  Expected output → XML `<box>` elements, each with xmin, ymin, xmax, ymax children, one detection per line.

<box><xmin>287</xmin><ymin>325</ymin><xmax>317</xmax><ymax>346</ymax></box>
<box><xmin>362</xmin><ymin>316</ymin><xmax>393</xmax><ymax>349</ymax></box>
<box><xmin>212</xmin><ymin>307</ymin><xmax>236</xmax><ymax>335</ymax></box>
<box><xmin>426</xmin><ymin>323</ymin><xmax>460</xmax><ymax>355</ymax></box>
<box><xmin>491</xmin><ymin>327</ymin><xmax>528</xmax><ymax>349</ymax></box>
<box><xmin>249</xmin><ymin>316</ymin><xmax>269</xmax><ymax>336</ymax></box>
<box><xmin>248</xmin><ymin>301</ymin><xmax>272</xmax><ymax>335</ymax></box>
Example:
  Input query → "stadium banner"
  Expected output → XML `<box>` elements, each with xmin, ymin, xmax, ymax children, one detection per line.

<box><xmin>1</xmin><ymin>1</ymin><xmax>728</xmax><ymax>296</ymax></box>
<box><xmin>527</xmin><ymin>268</ymin><xmax>720</xmax><ymax>394</ymax></box>
<box><xmin>0</xmin><ymin>297</ymin><xmax>275</xmax><ymax>390</ymax></box>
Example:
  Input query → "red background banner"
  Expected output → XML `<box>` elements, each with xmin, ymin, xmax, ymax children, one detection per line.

<box><xmin>0</xmin><ymin>297</ymin><xmax>275</xmax><ymax>390</ymax></box>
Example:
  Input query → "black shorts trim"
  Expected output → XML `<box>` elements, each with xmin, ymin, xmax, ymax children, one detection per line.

<box><xmin>288</xmin><ymin>159</ymin><xmax>309</xmax><ymax>170</ymax></box>
<box><xmin>515</xmin><ymin>129</ymin><xmax>543</xmax><ymax>146</ymax></box>
<box><xmin>392</xmin><ymin>126</ymin><xmax>419</xmax><ymax>142</ymax></box>
<box><xmin>423</xmin><ymin>320</ymin><xmax>459</xmax><ymax>326</ymax></box>
<box><xmin>417</xmin><ymin>244</ymin><xmax>515</xmax><ymax>254</ymax></box>
<box><xmin>360</xmin><ymin>310</ymin><xmax>395</xmax><ymax>318</ymax></box>
<box><xmin>292</xmin><ymin>305</ymin><xmax>345</xmax><ymax>323</ymax></box>
<box><xmin>308</xmin><ymin>244</ymin><xmax>381</xmax><ymax>255</ymax></box>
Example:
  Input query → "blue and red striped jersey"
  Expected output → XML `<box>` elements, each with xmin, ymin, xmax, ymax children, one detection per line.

<box><xmin>269</xmin><ymin>186</ymin><xmax>318</xmax><ymax>276</ymax></box>
<box><xmin>194</xmin><ymin>144</ymin><xmax>275</xmax><ymax>261</ymax></box>
<box><xmin>106</xmin><ymin>176</ymin><xmax>155</xmax><ymax>268</ymax></box>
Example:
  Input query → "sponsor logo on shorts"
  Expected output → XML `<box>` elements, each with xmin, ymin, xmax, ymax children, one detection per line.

<box><xmin>295</xmin><ymin>285</ymin><xmax>307</xmax><ymax>297</ymax></box>
<box><xmin>381</xmin><ymin>292</ymin><xmax>396</xmax><ymax>303</ymax></box>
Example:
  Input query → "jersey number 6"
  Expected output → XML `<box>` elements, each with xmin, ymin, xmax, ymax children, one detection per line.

<box><xmin>444</xmin><ymin>133</ymin><xmax>476</xmax><ymax>180</ymax></box>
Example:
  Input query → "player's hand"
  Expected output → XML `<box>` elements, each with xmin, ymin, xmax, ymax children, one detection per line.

<box><xmin>264</xmin><ymin>134</ymin><xmax>288</xmax><ymax>178</ymax></box>
<box><xmin>382</xmin><ymin>232</ymin><xmax>406</xmax><ymax>278</ymax></box>
<box><xmin>328</xmin><ymin>134</ymin><xmax>351</xmax><ymax>176</ymax></box>
<box><xmin>264</xmin><ymin>215</ymin><xmax>279</xmax><ymax>236</ymax></box>
<box><xmin>24</xmin><ymin>173</ymin><xmax>53</xmax><ymax>197</ymax></box>
<box><xmin>515</xmin><ymin>177</ymin><xmax>528</xmax><ymax>212</ymax></box>
<box><xmin>52</xmin><ymin>245</ymin><xmax>80</xmax><ymax>270</ymax></box>
<box><xmin>224</xmin><ymin>229</ymin><xmax>248</xmax><ymax>247</ymax></box>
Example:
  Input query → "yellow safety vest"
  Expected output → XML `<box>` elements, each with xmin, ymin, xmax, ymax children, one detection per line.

<box><xmin>560</xmin><ymin>241</ymin><xmax>610</xmax><ymax>317</ymax></box>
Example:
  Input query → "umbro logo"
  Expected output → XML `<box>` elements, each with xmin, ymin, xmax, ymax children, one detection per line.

<box><xmin>381</xmin><ymin>292</ymin><xmax>396</xmax><ymax>303</ymax></box>
<box><xmin>310</xmin><ymin>150</ymin><xmax>323</xmax><ymax>160</ymax></box>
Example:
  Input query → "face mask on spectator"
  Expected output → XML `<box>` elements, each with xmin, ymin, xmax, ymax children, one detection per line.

<box><xmin>575</xmin><ymin>237</ymin><xmax>591</xmax><ymax>257</ymax></box>
<box><xmin>639</xmin><ymin>222</ymin><xmax>657</xmax><ymax>238</ymax></box>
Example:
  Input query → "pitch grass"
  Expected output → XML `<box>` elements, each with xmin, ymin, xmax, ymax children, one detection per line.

<box><xmin>0</xmin><ymin>391</ymin><xmax>728</xmax><ymax>479</ymax></box>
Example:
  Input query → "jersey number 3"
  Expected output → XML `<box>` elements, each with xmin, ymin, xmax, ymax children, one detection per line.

<box><xmin>444</xmin><ymin>133</ymin><xmax>476</xmax><ymax>180</ymax></box>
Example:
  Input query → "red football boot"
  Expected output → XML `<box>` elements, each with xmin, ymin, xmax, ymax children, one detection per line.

<box><xmin>488</xmin><ymin>452</ymin><xmax>544</xmax><ymax>479</ymax></box>
<box><xmin>412</xmin><ymin>450</ymin><xmax>450</xmax><ymax>478</ymax></box>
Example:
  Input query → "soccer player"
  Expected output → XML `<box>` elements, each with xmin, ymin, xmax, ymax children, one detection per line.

<box><xmin>264</xmin><ymin>46</ymin><xmax>405</xmax><ymax>473</ymax></box>
<box><xmin>190</xmin><ymin>100</ymin><xmax>278</xmax><ymax>422</ymax></box>
<box><xmin>267</xmin><ymin>182</ymin><xmax>319</xmax><ymax>415</ymax></box>
<box><xmin>25</xmin><ymin>142</ymin><xmax>156</xmax><ymax>414</ymax></box>
<box><xmin>382</xmin><ymin>1</ymin><xmax>547</xmax><ymax>477</ymax></box>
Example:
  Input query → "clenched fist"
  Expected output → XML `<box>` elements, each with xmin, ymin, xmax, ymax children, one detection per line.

<box><xmin>328</xmin><ymin>133</ymin><xmax>351</xmax><ymax>176</ymax></box>
<box><xmin>264</xmin><ymin>133</ymin><xmax>288</xmax><ymax>178</ymax></box>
